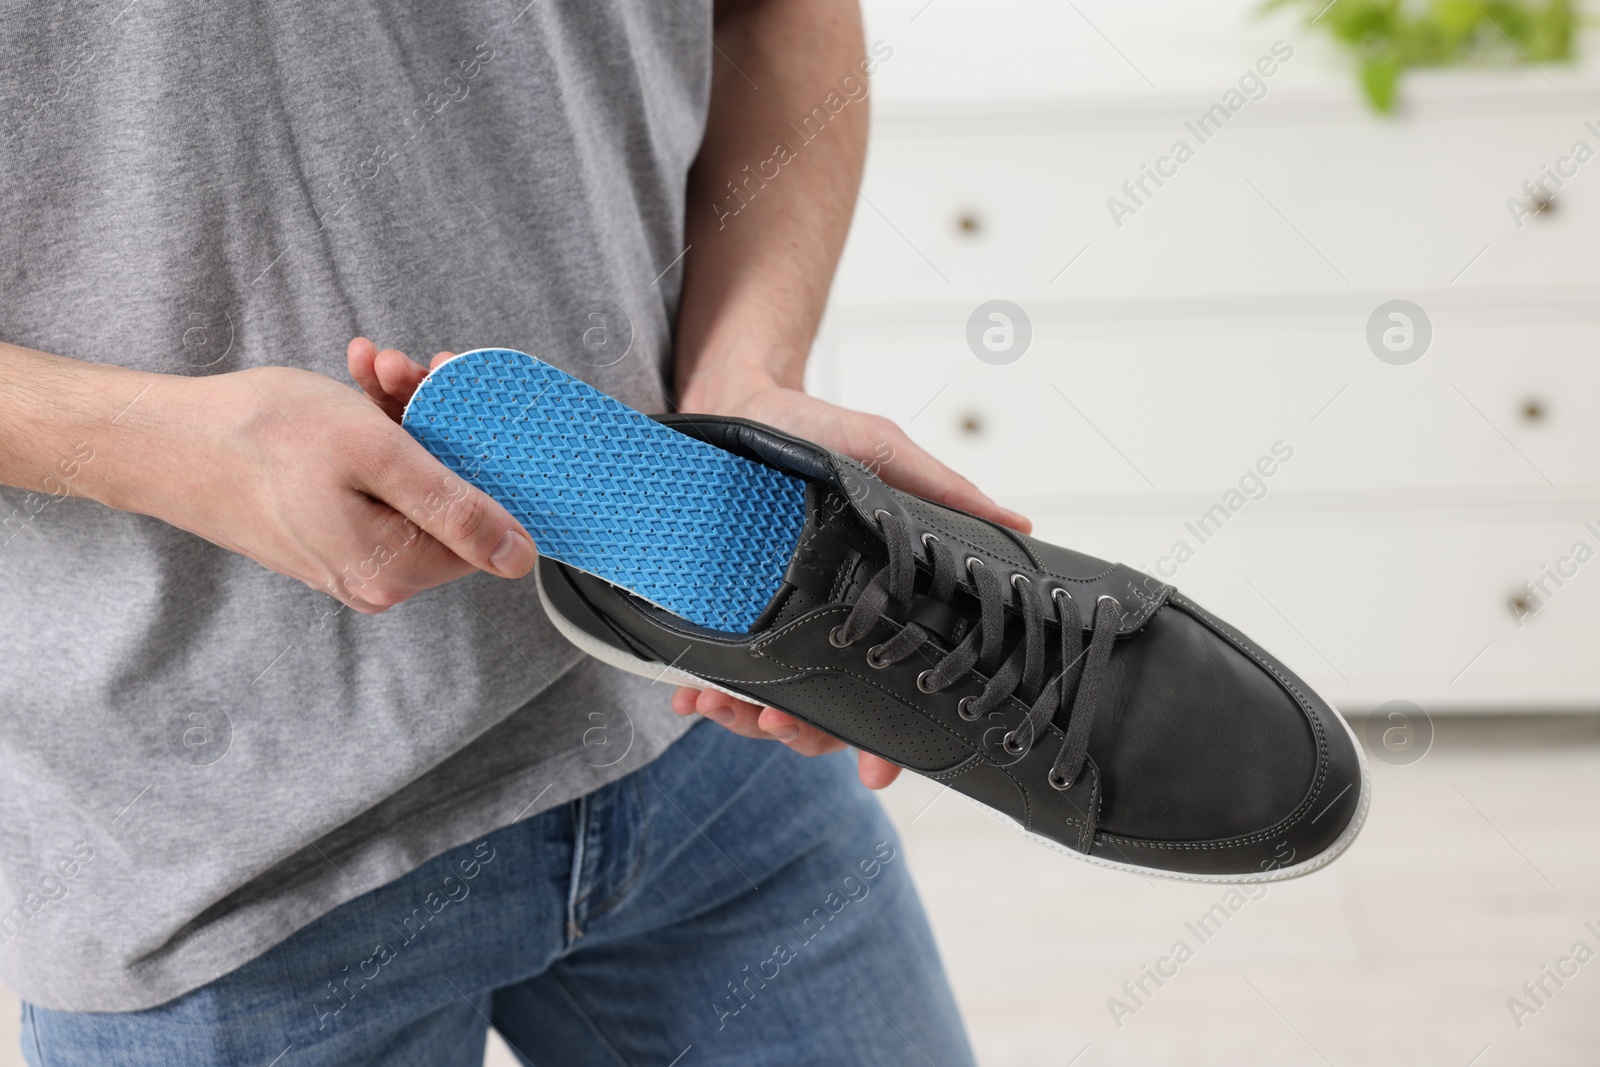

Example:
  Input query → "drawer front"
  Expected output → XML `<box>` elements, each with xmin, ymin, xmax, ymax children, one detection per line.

<box><xmin>815</xmin><ymin>305</ymin><xmax>1600</xmax><ymax>502</ymax></box>
<box><xmin>1030</xmin><ymin>508</ymin><xmax>1600</xmax><ymax>711</ymax></box>
<box><xmin>834</xmin><ymin>110</ymin><xmax>1600</xmax><ymax>305</ymax></box>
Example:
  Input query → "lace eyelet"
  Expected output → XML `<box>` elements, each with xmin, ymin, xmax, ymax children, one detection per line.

<box><xmin>829</xmin><ymin>625</ymin><xmax>853</xmax><ymax>649</ymax></box>
<box><xmin>921</xmin><ymin>532</ymin><xmax>940</xmax><ymax>548</ymax></box>
<box><xmin>965</xmin><ymin>556</ymin><xmax>986</xmax><ymax>576</ymax></box>
<box><xmin>1048</xmin><ymin>770</ymin><xmax>1072</xmax><ymax>791</ymax></box>
<box><xmin>1052</xmin><ymin>587</ymin><xmax>1072</xmax><ymax>606</ymax></box>
<box><xmin>957</xmin><ymin>696</ymin><xmax>980</xmax><ymax>721</ymax></box>
<box><xmin>916</xmin><ymin>670</ymin><xmax>940</xmax><ymax>694</ymax></box>
<box><xmin>866</xmin><ymin>644</ymin><xmax>891</xmax><ymax>669</ymax></box>
<box><xmin>873</xmin><ymin>508</ymin><xmax>892</xmax><ymax>523</ymax></box>
<box><xmin>1011</xmin><ymin>573</ymin><xmax>1032</xmax><ymax>590</ymax></box>
<box><xmin>1002</xmin><ymin>731</ymin><xmax>1027</xmax><ymax>756</ymax></box>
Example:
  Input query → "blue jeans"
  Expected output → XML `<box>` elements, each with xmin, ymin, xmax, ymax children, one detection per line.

<box><xmin>22</xmin><ymin>720</ymin><xmax>974</xmax><ymax>1066</ymax></box>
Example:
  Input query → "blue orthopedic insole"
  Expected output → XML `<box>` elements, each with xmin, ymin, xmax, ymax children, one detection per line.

<box><xmin>402</xmin><ymin>348</ymin><xmax>809</xmax><ymax>632</ymax></box>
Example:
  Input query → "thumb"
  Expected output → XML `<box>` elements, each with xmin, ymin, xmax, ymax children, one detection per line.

<box><xmin>360</xmin><ymin>430</ymin><xmax>539</xmax><ymax>580</ymax></box>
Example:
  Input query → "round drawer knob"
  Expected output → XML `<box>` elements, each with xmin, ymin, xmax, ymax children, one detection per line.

<box><xmin>1509</xmin><ymin>592</ymin><xmax>1537</xmax><ymax>623</ymax></box>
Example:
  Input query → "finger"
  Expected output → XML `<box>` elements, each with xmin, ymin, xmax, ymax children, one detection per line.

<box><xmin>347</xmin><ymin>337</ymin><xmax>386</xmax><ymax>405</ymax></box>
<box><xmin>694</xmin><ymin>688</ymin><xmax>775</xmax><ymax>740</ymax></box>
<box><xmin>307</xmin><ymin>536</ymin><xmax>463</xmax><ymax>614</ymax></box>
<box><xmin>875</xmin><ymin>429</ymin><xmax>1033</xmax><ymax>534</ymax></box>
<box><xmin>336</xmin><ymin>548</ymin><xmax>477</xmax><ymax>608</ymax></box>
<box><xmin>319</xmin><ymin>497</ymin><xmax>482</xmax><ymax>609</ymax></box>
<box><xmin>857</xmin><ymin>752</ymin><xmax>903</xmax><ymax>790</ymax></box>
<box><xmin>685</xmin><ymin>688</ymin><xmax>846</xmax><ymax>755</ymax></box>
<box><xmin>311</xmin><ymin>574</ymin><xmax>389</xmax><ymax>617</ymax></box>
<box><xmin>684</xmin><ymin>687</ymin><xmax>851</xmax><ymax>758</ymax></box>
<box><xmin>347</xmin><ymin>337</ymin><xmax>418</xmax><ymax>423</ymax></box>
<box><xmin>757</xmin><ymin>707</ymin><xmax>847</xmax><ymax>757</ymax></box>
<box><xmin>356</xmin><ymin>429</ymin><xmax>538</xmax><ymax>580</ymax></box>
<box><xmin>373</xmin><ymin>348</ymin><xmax>431</xmax><ymax>410</ymax></box>
<box><xmin>430</xmin><ymin>351</ymin><xmax>456</xmax><ymax>370</ymax></box>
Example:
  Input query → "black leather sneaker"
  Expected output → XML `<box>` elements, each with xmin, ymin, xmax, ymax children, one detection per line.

<box><xmin>535</xmin><ymin>414</ymin><xmax>1369</xmax><ymax>883</ymax></box>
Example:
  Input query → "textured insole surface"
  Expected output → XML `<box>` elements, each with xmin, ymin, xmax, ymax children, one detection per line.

<box><xmin>402</xmin><ymin>348</ymin><xmax>808</xmax><ymax>632</ymax></box>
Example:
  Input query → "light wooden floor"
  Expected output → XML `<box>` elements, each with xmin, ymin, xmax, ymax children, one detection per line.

<box><xmin>6</xmin><ymin>714</ymin><xmax>1598</xmax><ymax>1066</ymax></box>
<box><xmin>884</xmin><ymin>713</ymin><xmax>1600</xmax><ymax>1067</ymax></box>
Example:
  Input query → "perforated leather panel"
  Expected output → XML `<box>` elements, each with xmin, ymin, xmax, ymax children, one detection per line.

<box><xmin>781</xmin><ymin>674</ymin><xmax>971</xmax><ymax>771</ymax></box>
<box><xmin>893</xmin><ymin>492</ymin><xmax>1033</xmax><ymax>569</ymax></box>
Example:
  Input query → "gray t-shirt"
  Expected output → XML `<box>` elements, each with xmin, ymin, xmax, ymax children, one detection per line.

<box><xmin>0</xmin><ymin>0</ymin><xmax>709</xmax><ymax>1011</ymax></box>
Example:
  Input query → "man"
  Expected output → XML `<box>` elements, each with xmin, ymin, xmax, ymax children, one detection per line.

<box><xmin>0</xmin><ymin>1</ymin><xmax>1021</xmax><ymax>1063</ymax></box>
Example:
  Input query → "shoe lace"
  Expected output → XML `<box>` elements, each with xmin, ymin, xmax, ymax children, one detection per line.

<box><xmin>829</xmin><ymin>511</ymin><xmax>1119</xmax><ymax>791</ymax></box>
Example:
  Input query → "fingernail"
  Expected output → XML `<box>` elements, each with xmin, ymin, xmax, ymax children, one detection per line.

<box><xmin>490</xmin><ymin>531</ymin><xmax>536</xmax><ymax>577</ymax></box>
<box><xmin>766</xmin><ymin>725</ymin><xmax>800</xmax><ymax>742</ymax></box>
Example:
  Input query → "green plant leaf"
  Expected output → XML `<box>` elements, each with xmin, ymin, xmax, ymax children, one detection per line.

<box><xmin>1265</xmin><ymin>0</ymin><xmax>1579</xmax><ymax>112</ymax></box>
<box><xmin>1361</xmin><ymin>56</ymin><xmax>1403</xmax><ymax>110</ymax></box>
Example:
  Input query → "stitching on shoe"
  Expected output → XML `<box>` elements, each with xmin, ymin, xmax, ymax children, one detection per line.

<box><xmin>755</xmin><ymin>605</ymin><xmax>1045</xmax><ymax>772</ymax></box>
<box><xmin>1010</xmin><ymin>721</ymin><xmax>1078</xmax><ymax>837</ymax></box>
<box><xmin>1043</xmin><ymin>762</ymin><xmax>1101</xmax><ymax>853</ymax></box>
<box><xmin>682</xmin><ymin>666</ymin><xmax>811</xmax><ymax>686</ymax></box>
<box><xmin>755</xmin><ymin>608</ymin><xmax>986</xmax><ymax>758</ymax></box>
<box><xmin>832</xmin><ymin>455</ymin><xmax>1163</xmax><ymax>630</ymax></box>
<box><xmin>1080</xmin><ymin>763</ymin><xmax>1101</xmax><ymax>852</ymax></box>
<box><xmin>910</xmin><ymin>514</ymin><xmax>1115</xmax><ymax>586</ymax></box>
<box><xmin>939</xmin><ymin>721</ymin><xmax>1093</xmax><ymax>847</ymax></box>
<box><xmin>1088</xmin><ymin>593</ymin><xmax>1336</xmax><ymax>853</ymax></box>
<box><xmin>897</xmin><ymin>497</ymin><xmax>1036</xmax><ymax>570</ymax></box>
<box><xmin>754</xmin><ymin>606</ymin><xmax>1110</xmax><ymax>846</ymax></box>
<box><xmin>942</xmin><ymin>759</ymin><xmax>1039</xmax><ymax>835</ymax></box>
<box><xmin>915</xmin><ymin>518</ymin><xmax>1166</xmax><ymax>632</ymax></box>
<box><xmin>828</xmin><ymin>557</ymin><xmax>854</xmax><ymax>604</ymax></box>
<box><xmin>614</xmin><ymin>601</ymin><xmax>811</xmax><ymax>685</ymax></box>
<box><xmin>1174</xmin><ymin>592</ymin><xmax>1332</xmax><ymax>809</ymax></box>
<box><xmin>928</xmin><ymin>753</ymin><xmax>982</xmax><ymax>780</ymax></box>
<box><xmin>755</xmin><ymin>609</ymin><xmax>1035</xmax><ymax>733</ymax></box>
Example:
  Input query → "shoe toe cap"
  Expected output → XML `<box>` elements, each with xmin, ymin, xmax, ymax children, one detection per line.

<box><xmin>1088</xmin><ymin>592</ymin><xmax>1365</xmax><ymax>878</ymax></box>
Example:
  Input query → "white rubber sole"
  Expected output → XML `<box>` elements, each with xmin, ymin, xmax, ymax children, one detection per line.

<box><xmin>537</xmin><ymin>571</ymin><xmax>1372</xmax><ymax>884</ymax></box>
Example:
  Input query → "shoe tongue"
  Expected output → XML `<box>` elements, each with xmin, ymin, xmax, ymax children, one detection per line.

<box><xmin>748</xmin><ymin>484</ymin><xmax>883</xmax><ymax>633</ymax></box>
<box><xmin>753</xmin><ymin>482</ymin><xmax>970</xmax><ymax>651</ymax></box>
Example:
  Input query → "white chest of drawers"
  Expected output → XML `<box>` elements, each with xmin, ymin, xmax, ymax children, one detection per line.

<box><xmin>811</xmin><ymin>0</ymin><xmax>1600</xmax><ymax>711</ymax></box>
